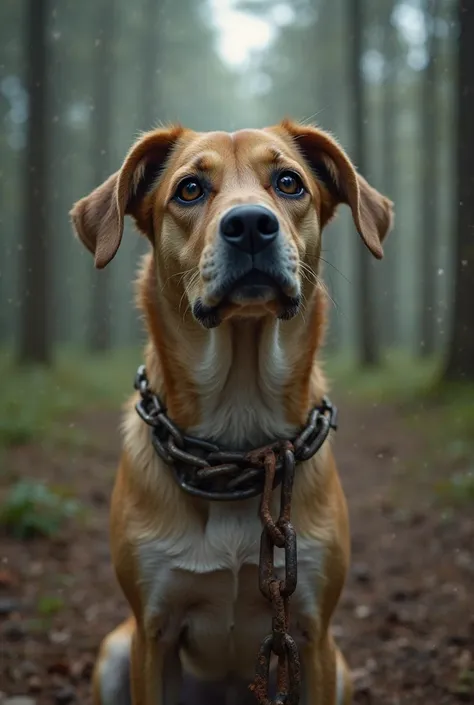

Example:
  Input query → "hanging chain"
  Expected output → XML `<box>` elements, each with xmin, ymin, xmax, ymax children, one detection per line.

<box><xmin>249</xmin><ymin>444</ymin><xmax>300</xmax><ymax>705</ymax></box>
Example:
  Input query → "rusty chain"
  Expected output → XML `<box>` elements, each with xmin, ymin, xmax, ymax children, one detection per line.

<box><xmin>134</xmin><ymin>364</ymin><xmax>338</xmax><ymax>703</ymax></box>
<box><xmin>249</xmin><ymin>443</ymin><xmax>300</xmax><ymax>705</ymax></box>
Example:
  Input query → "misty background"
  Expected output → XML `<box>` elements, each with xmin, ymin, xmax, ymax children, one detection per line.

<box><xmin>1</xmin><ymin>0</ymin><xmax>472</xmax><ymax>377</ymax></box>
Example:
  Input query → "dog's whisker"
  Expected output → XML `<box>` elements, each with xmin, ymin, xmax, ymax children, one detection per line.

<box><xmin>300</xmin><ymin>108</ymin><xmax>327</xmax><ymax>125</ymax></box>
<box><xmin>305</xmin><ymin>254</ymin><xmax>352</xmax><ymax>285</ymax></box>
<box><xmin>162</xmin><ymin>267</ymin><xmax>200</xmax><ymax>297</ymax></box>
<box><xmin>168</xmin><ymin>267</ymin><xmax>198</xmax><ymax>282</ymax></box>
<box><xmin>179</xmin><ymin>270</ymin><xmax>201</xmax><ymax>318</ymax></box>
<box><xmin>317</xmin><ymin>278</ymin><xmax>340</xmax><ymax>312</ymax></box>
<box><xmin>300</xmin><ymin>261</ymin><xmax>319</xmax><ymax>286</ymax></box>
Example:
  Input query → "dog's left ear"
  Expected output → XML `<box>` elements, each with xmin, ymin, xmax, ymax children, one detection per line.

<box><xmin>278</xmin><ymin>120</ymin><xmax>394</xmax><ymax>259</ymax></box>
<box><xmin>70</xmin><ymin>125</ymin><xmax>184</xmax><ymax>269</ymax></box>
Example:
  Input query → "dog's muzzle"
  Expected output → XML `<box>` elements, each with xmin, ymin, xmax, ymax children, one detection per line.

<box><xmin>192</xmin><ymin>205</ymin><xmax>301</xmax><ymax>328</ymax></box>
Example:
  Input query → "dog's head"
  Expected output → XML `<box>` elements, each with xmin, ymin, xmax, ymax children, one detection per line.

<box><xmin>71</xmin><ymin>120</ymin><xmax>393</xmax><ymax>329</ymax></box>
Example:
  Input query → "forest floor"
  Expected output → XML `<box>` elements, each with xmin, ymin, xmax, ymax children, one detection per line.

<box><xmin>1</xmin><ymin>357</ymin><xmax>473</xmax><ymax>705</ymax></box>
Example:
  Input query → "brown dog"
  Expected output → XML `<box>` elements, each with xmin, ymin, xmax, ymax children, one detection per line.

<box><xmin>71</xmin><ymin>120</ymin><xmax>393</xmax><ymax>705</ymax></box>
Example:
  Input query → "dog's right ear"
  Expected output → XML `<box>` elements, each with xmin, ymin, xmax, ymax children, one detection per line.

<box><xmin>70</xmin><ymin>125</ymin><xmax>184</xmax><ymax>269</ymax></box>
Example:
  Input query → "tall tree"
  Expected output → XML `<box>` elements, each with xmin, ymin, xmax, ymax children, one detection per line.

<box><xmin>420</xmin><ymin>0</ymin><xmax>440</xmax><ymax>357</ymax></box>
<box><xmin>379</xmin><ymin>0</ymin><xmax>399</xmax><ymax>348</ymax></box>
<box><xmin>443</xmin><ymin>0</ymin><xmax>474</xmax><ymax>381</ymax></box>
<box><xmin>349</xmin><ymin>0</ymin><xmax>380</xmax><ymax>366</ymax></box>
<box><xmin>139</xmin><ymin>0</ymin><xmax>163</xmax><ymax>131</ymax></box>
<box><xmin>18</xmin><ymin>0</ymin><xmax>52</xmax><ymax>365</ymax></box>
<box><xmin>88</xmin><ymin>1</ymin><xmax>116</xmax><ymax>352</ymax></box>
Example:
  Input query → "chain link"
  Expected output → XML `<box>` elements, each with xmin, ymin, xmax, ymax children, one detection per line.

<box><xmin>133</xmin><ymin>364</ymin><xmax>338</xmax><ymax>704</ymax></box>
<box><xmin>248</xmin><ymin>445</ymin><xmax>300</xmax><ymax>705</ymax></box>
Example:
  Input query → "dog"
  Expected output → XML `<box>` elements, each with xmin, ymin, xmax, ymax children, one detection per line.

<box><xmin>71</xmin><ymin>119</ymin><xmax>393</xmax><ymax>705</ymax></box>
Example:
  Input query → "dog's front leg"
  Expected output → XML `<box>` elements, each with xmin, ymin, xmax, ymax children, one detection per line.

<box><xmin>130</xmin><ymin>623</ymin><xmax>163</xmax><ymax>705</ymax></box>
<box><xmin>300</xmin><ymin>631</ymin><xmax>352</xmax><ymax>705</ymax></box>
<box><xmin>130</xmin><ymin>621</ymin><xmax>181</xmax><ymax>705</ymax></box>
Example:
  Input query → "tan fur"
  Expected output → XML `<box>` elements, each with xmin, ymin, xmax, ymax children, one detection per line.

<box><xmin>71</xmin><ymin>120</ymin><xmax>392</xmax><ymax>705</ymax></box>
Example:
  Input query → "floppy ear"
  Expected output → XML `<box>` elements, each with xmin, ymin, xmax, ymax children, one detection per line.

<box><xmin>278</xmin><ymin>120</ymin><xmax>394</xmax><ymax>259</ymax></box>
<box><xmin>70</xmin><ymin>125</ymin><xmax>184</xmax><ymax>268</ymax></box>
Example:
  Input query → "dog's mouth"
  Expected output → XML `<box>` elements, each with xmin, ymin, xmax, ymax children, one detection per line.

<box><xmin>227</xmin><ymin>269</ymin><xmax>280</xmax><ymax>302</ymax></box>
<box><xmin>193</xmin><ymin>268</ymin><xmax>301</xmax><ymax>329</ymax></box>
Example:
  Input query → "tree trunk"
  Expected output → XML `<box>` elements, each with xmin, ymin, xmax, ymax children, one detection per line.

<box><xmin>140</xmin><ymin>0</ymin><xmax>162</xmax><ymax>131</ymax></box>
<box><xmin>379</xmin><ymin>0</ymin><xmax>398</xmax><ymax>348</ymax></box>
<box><xmin>443</xmin><ymin>0</ymin><xmax>474</xmax><ymax>381</ymax></box>
<box><xmin>420</xmin><ymin>0</ymin><xmax>440</xmax><ymax>357</ymax></box>
<box><xmin>88</xmin><ymin>2</ymin><xmax>115</xmax><ymax>352</ymax></box>
<box><xmin>18</xmin><ymin>0</ymin><xmax>52</xmax><ymax>365</ymax></box>
<box><xmin>349</xmin><ymin>0</ymin><xmax>380</xmax><ymax>366</ymax></box>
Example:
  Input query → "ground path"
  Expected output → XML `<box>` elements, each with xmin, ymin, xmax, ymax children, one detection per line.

<box><xmin>1</xmin><ymin>396</ymin><xmax>472</xmax><ymax>704</ymax></box>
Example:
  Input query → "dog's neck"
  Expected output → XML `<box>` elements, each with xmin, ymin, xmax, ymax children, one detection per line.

<box><xmin>185</xmin><ymin>319</ymin><xmax>297</xmax><ymax>448</ymax></box>
<box><xmin>139</xmin><ymin>255</ymin><xmax>327</xmax><ymax>451</ymax></box>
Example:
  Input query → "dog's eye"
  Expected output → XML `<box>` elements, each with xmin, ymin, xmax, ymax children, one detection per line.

<box><xmin>275</xmin><ymin>171</ymin><xmax>305</xmax><ymax>198</ymax></box>
<box><xmin>174</xmin><ymin>177</ymin><xmax>204</xmax><ymax>204</ymax></box>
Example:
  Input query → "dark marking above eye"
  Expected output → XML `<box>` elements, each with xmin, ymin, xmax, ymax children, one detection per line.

<box><xmin>270</xmin><ymin>148</ymin><xmax>284</xmax><ymax>163</ymax></box>
<box><xmin>188</xmin><ymin>151</ymin><xmax>223</xmax><ymax>174</ymax></box>
<box><xmin>193</xmin><ymin>156</ymin><xmax>208</xmax><ymax>172</ymax></box>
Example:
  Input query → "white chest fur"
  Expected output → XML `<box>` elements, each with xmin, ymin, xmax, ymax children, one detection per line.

<box><xmin>137</xmin><ymin>496</ymin><xmax>326</xmax><ymax>680</ymax></box>
<box><xmin>185</xmin><ymin>320</ymin><xmax>296</xmax><ymax>448</ymax></box>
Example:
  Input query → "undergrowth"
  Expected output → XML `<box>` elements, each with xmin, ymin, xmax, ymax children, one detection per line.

<box><xmin>0</xmin><ymin>479</ymin><xmax>84</xmax><ymax>539</ymax></box>
<box><xmin>0</xmin><ymin>347</ymin><xmax>140</xmax><ymax>448</ymax></box>
<box><xmin>326</xmin><ymin>350</ymin><xmax>474</xmax><ymax>507</ymax></box>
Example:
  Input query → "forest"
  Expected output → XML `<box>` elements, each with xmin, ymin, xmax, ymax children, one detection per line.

<box><xmin>0</xmin><ymin>1</ymin><xmax>473</xmax><ymax>704</ymax></box>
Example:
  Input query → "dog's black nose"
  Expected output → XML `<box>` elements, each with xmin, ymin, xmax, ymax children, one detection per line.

<box><xmin>220</xmin><ymin>205</ymin><xmax>279</xmax><ymax>254</ymax></box>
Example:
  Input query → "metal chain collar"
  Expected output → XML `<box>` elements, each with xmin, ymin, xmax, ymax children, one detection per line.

<box><xmin>134</xmin><ymin>364</ymin><xmax>337</xmax><ymax>502</ymax></box>
<box><xmin>133</xmin><ymin>364</ymin><xmax>338</xmax><ymax>704</ymax></box>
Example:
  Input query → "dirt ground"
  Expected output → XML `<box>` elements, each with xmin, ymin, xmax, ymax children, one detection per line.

<box><xmin>1</xmin><ymin>397</ymin><xmax>473</xmax><ymax>704</ymax></box>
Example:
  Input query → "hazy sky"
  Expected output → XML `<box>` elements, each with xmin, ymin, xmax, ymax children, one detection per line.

<box><xmin>209</xmin><ymin>0</ymin><xmax>295</xmax><ymax>67</ymax></box>
<box><xmin>207</xmin><ymin>0</ymin><xmax>440</xmax><ymax>74</ymax></box>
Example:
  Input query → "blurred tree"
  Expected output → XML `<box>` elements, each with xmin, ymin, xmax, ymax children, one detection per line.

<box><xmin>349</xmin><ymin>0</ymin><xmax>380</xmax><ymax>366</ymax></box>
<box><xmin>236</xmin><ymin>0</ymin><xmax>322</xmax><ymax>122</ymax></box>
<box><xmin>88</xmin><ymin>1</ymin><xmax>116</xmax><ymax>352</ymax></box>
<box><xmin>140</xmin><ymin>0</ymin><xmax>163</xmax><ymax>131</ymax></box>
<box><xmin>379</xmin><ymin>0</ymin><xmax>399</xmax><ymax>347</ymax></box>
<box><xmin>443</xmin><ymin>0</ymin><xmax>474</xmax><ymax>380</ymax></box>
<box><xmin>161</xmin><ymin>2</ymin><xmax>243</xmax><ymax>131</ymax></box>
<box><xmin>420</xmin><ymin>0</ymin><xmax>440</xmax><ymax>357</ymax></box>
<box><xmin>18</xmin><ymin>0</ymin><xmax>52</xmax><ymax>364</ymax></box>
<box><xmin>0</xmin><ymin>0</ymin><xmax>24</xmax><ymax>343</ymax></box>
<box><xmin>47</xmin><ymin>2</ymin><xmax>98</xmax><ymax>346</ymax></box>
